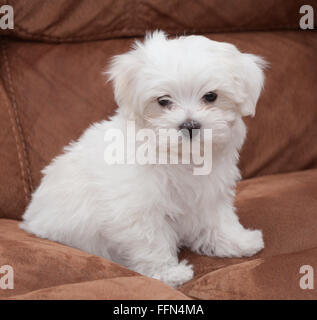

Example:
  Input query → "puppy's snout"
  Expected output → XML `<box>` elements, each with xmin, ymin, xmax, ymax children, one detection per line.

<box><xmin>179</xmin><ymin>120</ymin><xmax>201</xmax><ymax>139</ymax></box>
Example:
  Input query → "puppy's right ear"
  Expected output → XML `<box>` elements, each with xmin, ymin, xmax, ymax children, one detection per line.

<box><xmin>236</xmin><ymin>54</ymin><xmax>267</xmax><ymax>117</ymax></box>
<box><xmin>105</xmin><ymin>48</ymin><xmax>141</xmax><ymax>119</ymax></box>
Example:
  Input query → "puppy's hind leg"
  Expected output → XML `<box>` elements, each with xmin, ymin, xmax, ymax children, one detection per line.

<box><xmin>190</xmin><ymin>204</ymin><xmax>264</xmax><ymax>258</ymax></box>
<box><xmin>212</xmin><ymin>205</ymin><xmax>264</xmax><ymax>258</ymax></box>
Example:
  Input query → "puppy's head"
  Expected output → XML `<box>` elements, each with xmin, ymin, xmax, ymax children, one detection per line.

<box><xmin>106</xmin><ymin>31</ymin><xmax>266</xmax><ymax>147</ymax></box>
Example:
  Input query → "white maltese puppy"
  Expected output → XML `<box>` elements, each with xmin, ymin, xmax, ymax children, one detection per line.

<box><xmin>21</xmin><ymin>31</ymin><xmax>266</xmax><ymax>287</ymax></box>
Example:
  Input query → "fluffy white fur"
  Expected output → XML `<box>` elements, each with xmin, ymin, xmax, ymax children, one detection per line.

<box><xmin>20</xmin><ymin>31</ymin><xmax>266</xmax><ymax>288</ymax></box>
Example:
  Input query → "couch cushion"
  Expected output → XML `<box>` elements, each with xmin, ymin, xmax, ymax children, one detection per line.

<box><xmin>180</xmin><ymin>248</ymin><xmax>317</xmax><ymax>300</ymax></box>
<box><xmin>2</xmin><ymin>0</ymin><xmax>315</xmax><ymax>42</ymax></box>
<box><xmin>1</xmin><ymin>31</ymin><xmax>316</xmax><ymax>219</ymax></box>
<box><xmin>178</xmin><ymin>169</ymin><xmax>317</xmax><ymax>299</ymax></box>
<box><xmin>2</xmin><ymin>169</ymin><xmax>317</xmax><ymax>299</ymax></box>
<box><xmin>8</xmin><ymin>277</ymin><xmax>191</xmax><ymax>300</ymax></box>
<box><xmin>0</xmin><ymin>219</ymin><xmax>189</xmax><ymax>300</ymax></box>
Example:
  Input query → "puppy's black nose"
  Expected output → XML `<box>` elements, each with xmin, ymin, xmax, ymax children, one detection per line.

<box><xmin>179</xmin><ymin>120</ymin><xmax>201</xmax><ymax>139</ymax></box>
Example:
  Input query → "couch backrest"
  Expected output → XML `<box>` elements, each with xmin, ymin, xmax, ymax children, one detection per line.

<box><xmin>2</xmin><ymin>0</ymin><xmax>315</xmax><ymax>41</ymax></box>
<box><xmin>0</xmin><ymin>0</ymin><xmax>316</xmax><ymax>220</ymax></box>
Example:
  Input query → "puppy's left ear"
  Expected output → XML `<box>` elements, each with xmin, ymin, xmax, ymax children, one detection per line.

<box><xmin>105</xmin><ymin>48</ymin><xmax>142</xmax><ymax>119</ymax></box>
<box><xmin>237</xmin><ymin>54</ymin><xmax>267</xmax><ymax>117</ymax></box>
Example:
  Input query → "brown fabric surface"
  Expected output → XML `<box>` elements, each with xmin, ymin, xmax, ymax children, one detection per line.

<box><xmin>178</xmin><ymin>169</ymin><xmax>317</xmax><ymax>299</ymax></box>
<box><xmin>1</xmin><ymin>30</ymin><xmax>316</xmax><ymax>220</ymax></box>
<box><xmin>179</xmin><ymin>249</ymin><xmax>317</xmax><ymax>300</ymax></box>
<box><xmin>9</xmin><ymin>277</ymin><xmax>190</xmax><ymax>300</ymax></box>
<box><xmin>2</xmin><ymin>0</ymin><xmax>315</xmax><ymax>42</ymax></box>
<box><xmin>0</xmin><ymin>219</ymin><xmax>188</xmax><ymax>300</ymax></box>
<box><xmin>235</xmin><ymin>31</ymin><xmax>317</xmax><ymax>178</ymax></box>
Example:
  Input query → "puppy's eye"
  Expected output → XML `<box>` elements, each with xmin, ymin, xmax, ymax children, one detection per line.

<box><xmin>157</xmin><ymin>96</ymin><xmax>172</xmax><ymax>107</ymax></box>
<box><xmin>203</xmin><ymin>92</ymin><xmax>217</xmax><ymax>103</ymax></box>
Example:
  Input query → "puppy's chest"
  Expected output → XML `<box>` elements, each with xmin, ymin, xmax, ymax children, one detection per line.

<box><xmin>162</xmin><ymin>173</ymin><xmax>213</xmax><ymax>220</ymax></box>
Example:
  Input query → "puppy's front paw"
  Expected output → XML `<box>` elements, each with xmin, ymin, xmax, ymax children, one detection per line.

<box><xmin>152</xmin><ymin>260</ymin><xmax>194</xmax><ymax>288</ymax></box>
<box><xmin>215</xmin><ymin>229</ymin><xmax>264</xmax><ymax>258</ymax></box>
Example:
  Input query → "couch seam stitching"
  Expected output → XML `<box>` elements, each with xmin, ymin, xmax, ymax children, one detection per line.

<box><xmin>0</xmin><ymin>41</ymin><xmax>29</xmax><ymax>204</ymax></box>
<box><xmin>1</xmin><ymin>40</ymin><xmax>33</xmax><ymax>200</ymax></box>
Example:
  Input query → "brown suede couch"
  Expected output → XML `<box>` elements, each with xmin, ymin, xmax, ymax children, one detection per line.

<box><xmin>0</xmin><ymin>0</ymin><xmax>317</xmax><ymax>300</ymax></box>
